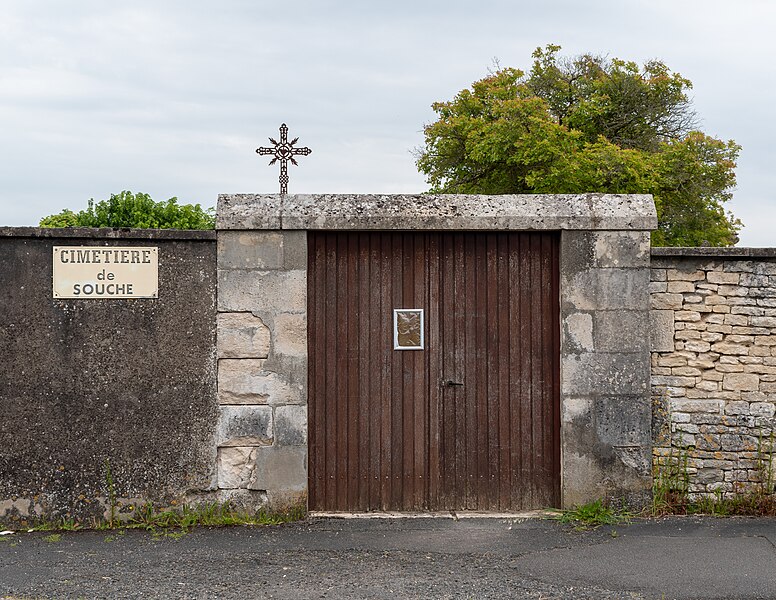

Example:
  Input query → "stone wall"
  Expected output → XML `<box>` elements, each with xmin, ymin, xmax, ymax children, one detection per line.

<box><xmin>651</xmin><ymin>248</ymin><xmax>776</xmax><ymax>496</ymax></box>
<box><xmin>215</xmin><ymin>230</ymin><xmax>308</xmax><ymax>509</ymax></box>
<box><xmin>0</xmin><ymin>228</ymin><xmax>217</xmax><ymax>525</ymax></box>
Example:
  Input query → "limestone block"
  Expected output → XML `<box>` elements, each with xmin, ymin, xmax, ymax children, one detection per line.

<box><xmin>707</xmin><ymin>271</ymin><xmax>740</xmax><ymax>285</ymax></box>
<box><xmin>684</xmin><ymin>295</ymin><xmax>703</xmax><ymax>304</ymax></box>
<box><xmin>592</xmin><ymin>231</ymin><xmax>650</xmax><ymax>268</ymax></box>
<box><xmin>667</xmin><ymin>281</ymin><xmax>696</xmax><ymax>293</ymax></box>
<box><xmin>658</xmin><ymin>355</ymin><xmax>687</xmax><ymax>367</ymax></box>
<box><xmin>751</xmin><ymin>316</ymin><xmax>776</xmax><ymax>328</ymax></box>
<box><xmin>564</xmin><ymin>268</ymin><xmax>650</xmax><ymax>311</ymax></box>
<box><xmin>700</xmin><ymin>332</ymin><xmax>724</xmax><ymax>343</ymax></box>
<box><xmin>718</xmin><ymin>285</ymin><xmax>748</xmax><ymax>297</ymax></box>
<box><xmin>562</xmin><ymin>351</ymin><xmax>650</xmax><ymax>396</ymax></box>
<box><xmin>675</xmin><ymin>311</ymin><xmax>701</xmax><ymax>322</ymax></box>
<box><xmin>217</xmin><ymin>405</ymin><xmax>273</xmax><ymax>447</ymax></box>
<box><xmin>651</xmin><ymin>293</ymin><xmax>683</xmax><ymax>310</ymax></box>
<box><xmin>732</xmin><ymin>306</ymin><xmax>764</xmax><ymax>316</ymax></box>
<box><xmin>594</xmin><ymin>310</ymin><xmax>649</xmax><ymax>352</ymax></box>
<box><xmin>217</xmin><ymin>447</ymin><xmax>258</xmax><ymax>489</ymax></box>
<box><xmin>278</xmin><ymin>231</ymin><xmax>308</xmax><ymax>270</ymax></box>
<box><xmin>750</xmin><ymin>402</ymin><xmax>775</xmax><ymax>418</ymax></box>
<box><xmin>749</xmin><ymin>287</ymin><xmax>776</xmax><ymax>298</ymax></box>
<box><xmin>670</xmin><ymin>399</ymin><xmax>723</xmax><ymax>413</ymax></box>
<box><xmin>667</xmin><ymin>269</ymin><xmax>705</xmax><ymax>282</ymax></box>
<box><xmin>673</xmin><ymin>366</ymin><xmax>702</xmax><ymax>377</ymax></box>
<box><xmin>593</xmin><ymin>396</ymin><xmax>650</xmax><ymax>446</ymax></box>
<box><xmin>651</xmin><ymin>269</ymin><xmax>667</xmax><ymax>282</ymax></box>
<box><xmin>218</xmin><ymin>231</ymin><xmax>284</xmax><ymax>270</ymax></box>
<box><xmin>710</xmin><ymin>342</ymin><xmax>750</xmax><ymax>355</ymax></box>
<box><xmin>722</xmin><ymin>373</ymin><xmax>759</xmax><ymax>392</ymax></box>
<box><xmin>740</xmin><ymin>273</ymin><xmax>770</xmax><ymax>287</ymax></box>
<box><xmin>695</xmin><ymin>379</ymin><xmax>718</xmax><ymax>392</ymax></box>
<box><xmin>724</xmin><ymin>314</ymin><xmax>749</xmax><ymax>326</ymax></box>
<box><xmin>696</xmin><ymin>434</ymin><xmax>720</xmax><ymax>451</ymax></box>
<box><xmin>650</xmin><ymin>310</ymin><xmax>675</xmax><ymax>352</ymax></box>
<box><xmin>705</xmin><ymin>295</ymin><xmax>729</xmax><ymax>306</ymax></box>
<box><xmin>248</xmin><ymin>446</ymin><xmax>307</xmax><ymax>495</ymax></box>
<box><xmin>273</xmin><ymin>312</ymin><xmax>308</xmax><ymax>357</ymax></box>
<box><xmin>562</xmin><ymin>397</ymin><xmax>592</xmax><ymax>423</ymax></box>
<box><xmin>218</xmin><ymin>269</ymin><xmax>306</xmax><ymax>313</ymax></box>
<box><xmin>217</xmin><ymin>312</ymin><xmax>271</xmax><ymax>358</ymax></box>
<box><xmin>219</xmin><ymin>359</ymin><xmax>269</xmax><ymax>404</ymax></box>
<box><xmin>649</xmin><ymin>282</ymin><xmax>668</xmax><ymax>293</ymax></box>
<box><xmin>274</xmin><ymin>405</ymin><xmax>308</xmax><ymax>446</ymax></box>
<box><xmin>684</xmin><ymin>340</ymin><xmax>711</xmax><ymax>353</ymax></box>
<box><xmin>701</xmin><ymin>369</ymin><xmax>725</xmax><ymax>381</ymax></box>
<box><xmin>652</xmin><ymin>375</ymin><xmax>696</xmax><ymax>387</ymax></box>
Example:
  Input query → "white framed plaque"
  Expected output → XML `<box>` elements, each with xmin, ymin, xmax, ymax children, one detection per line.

<box><xmin>393</xmin><ymin>308</ymin><xmax>424</xmax><ymax>350</ymax></box>
<box><xmin>53</xmin><ymin>246</ymin><xmax>159</xmax><ymax>299</ymax></box>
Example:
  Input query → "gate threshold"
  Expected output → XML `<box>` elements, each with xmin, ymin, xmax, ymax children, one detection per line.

<box><xmin>309</xmin><ymin>509</ymin><xmax>560</xmax><ymax>520</ymax></box>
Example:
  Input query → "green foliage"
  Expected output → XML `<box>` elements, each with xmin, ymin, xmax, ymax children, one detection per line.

<box><xmin>416</xmin><ymin>45</ymin><xmax>742</xmax><ymax>246</ymax></box>
<box><xmin>39</xmin><ymin>191</ymin><xmax>215</xmax><ymax>230</ymax></box>
<box><xmin>556</xmin><ymin>499</ymin><xmax>631</xmax><ymax>530</ymax></box>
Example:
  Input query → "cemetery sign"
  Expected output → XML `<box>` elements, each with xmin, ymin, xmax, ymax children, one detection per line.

<box><xmin>52</xmin><ymin>246</ymin><xmax>159</xmax><ymax>298</ymax></box>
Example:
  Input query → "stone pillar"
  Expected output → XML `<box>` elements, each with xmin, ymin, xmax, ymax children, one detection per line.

<box><xmin>560</xmin><ymin>230</ymin><xmax>653</xmax><ymax>507</ymax></box>
<box><xmin>216</xmin><ymin>230</ymin><xmax>308</xmax><ymax>509</ymax></box>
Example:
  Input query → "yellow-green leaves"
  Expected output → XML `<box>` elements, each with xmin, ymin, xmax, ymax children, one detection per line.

<box><xmin>416</xmin><ymin>44</ymin><xmax>741</xmax><ymax>246</ymax></box>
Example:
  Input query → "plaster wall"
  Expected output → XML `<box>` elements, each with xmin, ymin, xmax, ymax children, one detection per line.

<box><xmin>0</xmin><ymin>228</ymin><xmax>217</xmax><ymax>525</ymax></box>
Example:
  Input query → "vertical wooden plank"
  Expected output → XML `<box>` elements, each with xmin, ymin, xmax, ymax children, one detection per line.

<box><xmin>427</xmin><ymin>233</ymin><xmax>441</xmax><ymax>509</ymax></box>
<box><xmin>496</xmin><ymin>233</ymin><xmax>511</xmax><ymax>509</ymax></box>
<box><xmin>345</xmin><ymin>234</ymin><xmax>358</xmax><ymax>509</ymax></box>
<box><xmin>307</xmin><ymin>233</ymin><xmax>319</xmax><ymax>508</ymax></box>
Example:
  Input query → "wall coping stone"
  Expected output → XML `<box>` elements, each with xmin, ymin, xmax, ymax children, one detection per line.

<box><xmin>652</xmin><ymin>247</ymin><xmax>776</xmax><ymax>259</ymax></box>
<box><xmin>0</xmin><ymin>227</ymin><xmax>216</xmax><ymax>241</ymax></box>
<box><xmin>217</xmin><ymin>194</ymin><xmax>657</xmax><ymax>231</ymax></box>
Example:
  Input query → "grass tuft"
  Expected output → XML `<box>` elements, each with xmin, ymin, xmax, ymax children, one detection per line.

<box><xmin>556</xmin><ymin>499</ymin><xmax>632</xmax><ymax>530</ymax></box>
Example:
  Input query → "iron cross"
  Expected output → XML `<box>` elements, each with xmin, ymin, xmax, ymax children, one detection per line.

<box><xmin>256</xmin><ymin>124</ymin><xmax>312</xmax><ymax>194</ymax></box>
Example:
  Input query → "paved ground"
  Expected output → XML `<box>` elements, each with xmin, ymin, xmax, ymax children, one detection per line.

<box><xmin>1</xmin><ymin>515</ymin><xmax>775</xmax><ymax>599</ymax></box>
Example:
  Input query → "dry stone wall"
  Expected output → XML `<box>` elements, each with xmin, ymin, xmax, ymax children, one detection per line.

<box><xmin>651</xmin><ymin>249</ymin><xmax>776</xmax><ymax>496</ymax></box>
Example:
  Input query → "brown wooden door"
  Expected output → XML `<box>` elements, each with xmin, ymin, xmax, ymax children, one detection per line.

<box><xmin>308</xmin><ymin>232</ymin><xmax>559</xmax><ymax>511</ymax></box>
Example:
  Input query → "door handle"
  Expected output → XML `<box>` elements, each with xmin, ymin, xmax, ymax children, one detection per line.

<box><xmin>443</xmin><ymin>379</ymin><xmax>464</xmax><ymax>387</ymax></box>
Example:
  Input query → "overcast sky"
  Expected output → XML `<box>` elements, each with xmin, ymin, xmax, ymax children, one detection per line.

<box><xmin>1</xmin><ymin>0</ymin><xmax>774</xmax><ymax>245</ymax></box>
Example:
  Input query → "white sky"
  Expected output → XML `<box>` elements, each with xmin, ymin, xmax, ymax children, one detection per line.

<box><xmin>1</xmin><ymin>0</ymin><xmax>774</xmax><ymax>245</ymax></box>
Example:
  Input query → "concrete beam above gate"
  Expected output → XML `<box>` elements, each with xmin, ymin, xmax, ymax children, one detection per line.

<box><xmin>216</xmin><ymin>193</ymin><xmax>658</xmax><ymax>510</ymax></box>
<box><xmin>217</xmin><ymin>194</ymin><xmax>657</xmax><ymax>232</ymax></box>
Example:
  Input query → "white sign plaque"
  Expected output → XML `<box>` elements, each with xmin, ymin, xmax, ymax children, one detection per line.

<box><xmin>52</xmin><ymin>246</ymin><xmax>159</xmax><ymax>299</ymax></box>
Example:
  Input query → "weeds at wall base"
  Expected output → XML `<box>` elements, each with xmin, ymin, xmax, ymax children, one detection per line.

<box><xmin>652</xmin><ymin>434</ymin><xmax>776</xmax><ymax>517</ymax></box>
<box><xmin>18</xmin><ymin>501</ymin><xmax>306</xmax><ymax>535</ymax></box>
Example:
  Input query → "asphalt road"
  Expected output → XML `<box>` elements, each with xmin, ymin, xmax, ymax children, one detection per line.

<box><xmin>1</xmin><ymin>515</ymin><xmax>775</xmax><ymax>599</ymax></box>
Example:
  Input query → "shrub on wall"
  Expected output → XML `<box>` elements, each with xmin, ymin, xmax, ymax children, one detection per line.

<box><xmin>39</xmin><ymin>191</ymin><xmax>215</xmax><ymax>230</ymax></box>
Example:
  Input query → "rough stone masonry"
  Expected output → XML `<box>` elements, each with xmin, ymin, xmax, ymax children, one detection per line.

<box><xmin>651</xmin><ymin>248</ymin><xmax>776</xmax><ymax>496</ymax></box>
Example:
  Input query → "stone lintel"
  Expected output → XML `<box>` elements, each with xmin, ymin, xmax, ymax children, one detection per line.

<box><xmin>217</xmin><ymin>194</ymin><xmax>657</xmax><ymax>231</ymax></box>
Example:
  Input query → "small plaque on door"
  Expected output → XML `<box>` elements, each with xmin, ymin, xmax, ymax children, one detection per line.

<box><xmin>394</xmin><ymin>309</ymin><xmax>424</xmax><ymax>350</ymax></box>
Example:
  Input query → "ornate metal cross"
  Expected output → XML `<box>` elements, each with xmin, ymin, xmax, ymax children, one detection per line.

<box><xmin>256</xmin><ymin>123</ymin><xmax>312</xmax><ymax>194</ymax></box>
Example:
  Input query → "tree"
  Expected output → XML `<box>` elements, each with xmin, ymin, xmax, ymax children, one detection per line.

<box><xmin>39</xmin><ymin>191</ymin><xmax>215</xmax><ymax>230</ymax></box>
<box><xmin>416</xmin><ymin>45</ymin><xmax>742</xmax><ymax>246</ymax></box>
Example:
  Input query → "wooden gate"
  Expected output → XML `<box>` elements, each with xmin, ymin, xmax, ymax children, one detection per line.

<box><xmin>308</xmin><ymin>232</ymin><xmax>560</xmax><ymax>511</ymax></box>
